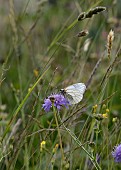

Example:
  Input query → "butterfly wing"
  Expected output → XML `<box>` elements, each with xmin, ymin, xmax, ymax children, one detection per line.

<box><xmin>65</xmin><ymin>83</ymin><xmax>86</xmax><ymax>104</ymax></box>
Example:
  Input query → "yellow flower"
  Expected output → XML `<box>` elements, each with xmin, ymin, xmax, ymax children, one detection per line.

<box><xmin>106</xmin><ymin>109</ymin><xmax>109</xmax><ymax>113</ymax></box>
<box><xmin>52</xmin><ymin>144</ymin><xmax>59</xmax><ymax>154</ymax></box>
<box><xmin>102</xmin><ymin>113</ymin><xmax>108</xmax><ymax>118</ymax></box>
<box><xmin>93</xmin><ymin>105</ymin><xmax>98</xmax><ymax>109</ymax></box>
<box><xmin>33</xmin><ymin>69</ymin><xmax>39</xmax><ymax>77</ymax></box>
<box><xmin>102</xmin><ymin>104</ymin><xmax>106</xmax><ymax>109</ymax></box>
<box><xmin>112</xmin><ymin>117</ymin><xmax>118</xmax><ymax>122</ymax></box>
<box><xmin>40</xmin><ymin>141</ymin><xmax>46</xmax><ymax>151</ymax></box>
<box><xmin>93</xmin><ymin>104</ymin><xmax>98</xmax><ymax>113</ymax></box>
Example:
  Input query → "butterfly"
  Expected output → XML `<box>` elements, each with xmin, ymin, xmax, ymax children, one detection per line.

<box><xmin>60</xmin><ymin>83</ymin><xmax>86</xmax><ymax>104</ymax></box>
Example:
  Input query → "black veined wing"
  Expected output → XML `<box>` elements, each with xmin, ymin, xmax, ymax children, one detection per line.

<box><xmin>60</xmin><ymin>83</ymin><xmax>86</xmax><ymax>104</ymax></box>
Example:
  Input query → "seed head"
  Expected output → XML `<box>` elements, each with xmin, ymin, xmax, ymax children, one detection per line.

<box><xmin>107</xmin><ymin>29</ymin><xmax>114</xmax><ymax>58</ymax></box>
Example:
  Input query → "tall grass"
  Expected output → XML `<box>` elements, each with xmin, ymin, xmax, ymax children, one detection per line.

<box><xmin>0</xmin><ymin>0</ymin><xmax>121</xmax><ymax>169</ymax></box>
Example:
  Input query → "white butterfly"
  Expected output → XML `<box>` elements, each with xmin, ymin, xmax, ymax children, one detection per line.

<box><xmin>60</xmin><ymin>83</ymin><xmax>86</xmax><ymax>104</ymax></box>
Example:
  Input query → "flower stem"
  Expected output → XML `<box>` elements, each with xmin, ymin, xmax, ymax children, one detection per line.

<box><xmin>52</xmin><ymin>105</ymin><xmax>65</xmax><ymax>163</ymax></box>
<box><xmin>58</xmin><ymin>113</ymin><xmax>101</xmax><ymax>170</ymax></box>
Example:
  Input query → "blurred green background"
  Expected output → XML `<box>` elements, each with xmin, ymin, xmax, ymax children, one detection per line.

<box><xmin>0</xmin><ymin>0</ymin><xmax>121</xmax><ymax>169</ymax></box>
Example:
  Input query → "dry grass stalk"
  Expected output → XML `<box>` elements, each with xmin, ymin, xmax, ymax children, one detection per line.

<box><xmin>107</xmin><ymin>29</ymin><xmax>114</xmax><ymax>59</ymax></box>
<box><xmin>3</xmin><ymin>119</ymin><xmax>22</xmax><ymax>152</ymax></box>
<box><xmin>9</xmin><ymin>0</ymin><xmax>19</xmax><ymax>57</ymax></box>
<box><xmin>101</xmin><ymin>48</ymin><xmax>121</xmax><ymax>86</ymax></box>
<box><xmin>86</xmin><ymin>54</ymin><xmax>104</xmax><ymax>89</ymax></box>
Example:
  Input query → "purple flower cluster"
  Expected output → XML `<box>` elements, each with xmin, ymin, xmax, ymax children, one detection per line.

<box><xmin>112</xmin><ymin>144</ymin><xmax>121</xmax><ymax>163</ymax></box>
<box><xmin>42</xmin><ymin>94</ymin><xmax>70</xmax><ymax>112</ymax></box>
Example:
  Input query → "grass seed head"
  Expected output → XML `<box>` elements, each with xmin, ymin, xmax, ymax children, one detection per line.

<box><xmin>77</xmin><ymin>30</ymin><xmax>89</xmax><ymax>37</ymax></box>
<box><xmin>107</xmin><ymin>29</ymin><xmax>114</xmax><ymax>58</ymax></box>
<box><xmin>78</xmin><ymin>12</ymin><xmax>86</xmax><ymax>21</ymax></box>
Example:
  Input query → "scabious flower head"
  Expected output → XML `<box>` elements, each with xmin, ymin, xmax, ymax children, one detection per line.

<box><xmin>42</xmin><ymin>94</ymin><xmax>70</xmax><ymax>112</ymax></box>
<box><xmin>112</xmin><ymin>144</ymin><xmax>121</xmax><ymax>163</ymax></box>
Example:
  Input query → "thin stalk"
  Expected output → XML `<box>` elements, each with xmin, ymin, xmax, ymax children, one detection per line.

<box><xmin>95</xmin><ymin>121</ymin><xmax>99</xmax><ymax>154</ymax></box>
<box><xmin>58</xmin><ymin>113</ymin><xmax>101</xmax><ymax>170</ymax></box>
<box><xmin>2</xmin><ymin>66</ymin><xmax>50</xmax><ymax>141</ymax></box>
<box><xmin>47</xmin><ymin>19</ymin><xmax>78</xmax><ymax>52</ymax></box>
<box><xmin>52</xmin><ymin>105</ymin><xmax>65</xmax><ymax>167</ymax></box>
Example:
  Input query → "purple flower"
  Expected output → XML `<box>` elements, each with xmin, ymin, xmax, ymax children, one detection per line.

<box><xmin>42</xmin><ymin>94</ymin><xmax>70</xmax><ymax>112</ymax></box>
<box><xmin>112</xmin><ymin>144</ymin><xmax>121</xmax><ymax>162</ymax></box>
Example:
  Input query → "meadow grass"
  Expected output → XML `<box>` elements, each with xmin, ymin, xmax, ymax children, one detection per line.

<box><xmin>0</xmin><ymin>0</ymin><xmax>121</xmax><ymax>169</ymax></box>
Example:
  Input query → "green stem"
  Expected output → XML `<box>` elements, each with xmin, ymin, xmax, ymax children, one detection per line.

<box><xmin>52</xmin><ymin>105</ymin><xmax>64</xmax><ymax>162</ymax></box>
<box><xmin>47</xmin><ymin>19</ymin><xmax>78</xmax><ymax>52</ymax></box>
<box><xmin>58</xmin><ymin>113</ymin><xmax>101</xmax><ymax>170</ymax></box>
<box><xmin>2</xmin><ymin>67</ymin><xmax>50</xmax><ymax>141</ymax></box>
